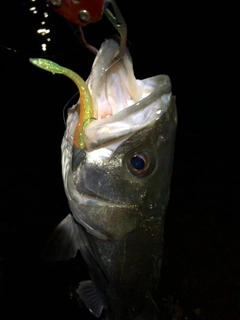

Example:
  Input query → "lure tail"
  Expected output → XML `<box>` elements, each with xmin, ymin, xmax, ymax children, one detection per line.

<box><xmin>29</xmin><ymin>58</ymin><xmax>93</xmax><ymax>149</ymax></box>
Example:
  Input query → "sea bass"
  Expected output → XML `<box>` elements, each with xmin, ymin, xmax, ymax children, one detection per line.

<box><xmin>33</xmin><ymin>39</ymin><xmax>177</xmax><ymax>319</ymax></box>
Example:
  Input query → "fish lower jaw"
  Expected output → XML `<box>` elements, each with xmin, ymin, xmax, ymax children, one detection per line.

<box><xmin>68</xmin><ymin>177</ymin><xmax>135</xmax><ymax>208</ymax></box>
<box><xmin>69</xmin><ymin>189</ymin><xmax>132</xmax><ymax>208</ymax></box>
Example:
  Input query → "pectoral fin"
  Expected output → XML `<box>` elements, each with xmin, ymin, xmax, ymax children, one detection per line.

<box><xmin>77</xmin><ymin>280</ymin><xmax>106</xmax><ymax>318</ymax></box>
<box><xmin>42</xmin><ymin>214</ymin><xmax>81</xmax><ymax>261</ymax></box>
<box><xmin>42</xmin><ymin>214</ymin><xmax>109</xmax><ymax>286</ymax></box>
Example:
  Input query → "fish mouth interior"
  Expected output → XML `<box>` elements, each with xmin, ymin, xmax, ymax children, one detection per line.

<box><xmin>81</xmin><ymin>39</ymin><xmax>173</xmax><ymax>151</ymax></box>
<box><xmin>87</xmin><ymin>38</ymin><xmax>145</xmax><ymax>121</ymax></box>
<box><xmin>84</xmin><ymin>73</ymin><xmax>172</xmax><ymax>151</ymax></box>
<box><xmin>65</xmin><ymin>39</ymin><xmax>172</xmax><ymax>153</ymax></box>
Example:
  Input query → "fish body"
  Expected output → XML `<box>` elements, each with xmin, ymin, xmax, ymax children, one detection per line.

<box><xmin>44</xmin><ymin>39</ymin><xmax>177</xmax><ymax>319</ymax></box>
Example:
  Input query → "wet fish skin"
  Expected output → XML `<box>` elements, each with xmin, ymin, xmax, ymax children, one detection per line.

<box><xmin>43</xmin><ymin>39</ymin><xmax>177</xmax><ymax>319</ymax></box>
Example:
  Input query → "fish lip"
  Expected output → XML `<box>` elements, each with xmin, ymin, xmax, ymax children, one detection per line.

<box><xmin>74</xmin><ymin>191</ymin><xmax>130</xmax><ymax>207</ymax></box>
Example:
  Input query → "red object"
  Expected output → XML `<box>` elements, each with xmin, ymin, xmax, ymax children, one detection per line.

<box><xmin>47</xmin><ymin>0</ymin><xmax>104</xmax><ymax>26</ymax></box>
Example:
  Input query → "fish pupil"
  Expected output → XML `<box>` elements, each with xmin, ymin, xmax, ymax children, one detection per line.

<box><xmin>130</xmin><ymin>155</ymin><xmax>145</xmax><ymax>170</ymax></box>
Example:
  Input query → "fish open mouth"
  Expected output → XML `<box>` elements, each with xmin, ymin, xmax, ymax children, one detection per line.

<box><xmin>61</xmin><ymin>38</ymin><xmax>173</xmax><ymax>154</ymax></box>
<box><xmin>83</xmin><ymin>38</ymin><xmax>173</xmax><ymax>150</ymax></box>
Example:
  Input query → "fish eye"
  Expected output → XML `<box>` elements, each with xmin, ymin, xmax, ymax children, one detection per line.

<box><xmin>127</xmin><ymin>152</ymin><xmax>151</xmax><ymax>177</ymax></box>
<box><xmin>130</xmin><ymin>155</ymin><xmax>145</xmax><ymax>170</ymax></box>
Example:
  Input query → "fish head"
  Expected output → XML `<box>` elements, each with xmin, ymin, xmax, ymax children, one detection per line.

<box><xmin>62</xmin><ymin>39</ymin><xmax>177</xmax><ymax>241</ymax></box>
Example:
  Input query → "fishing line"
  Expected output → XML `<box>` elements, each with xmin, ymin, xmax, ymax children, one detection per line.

<box><xmin>62</xmin><ymin>91</ymin><xmax>79</xmax><ymax>127</ymax></box>
<box><xmin>0</xmin><ymin>42</ymin><xmax>81</xmax><ymax>58</ymax></box>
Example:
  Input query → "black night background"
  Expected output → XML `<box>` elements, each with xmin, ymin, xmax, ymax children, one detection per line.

<box><xmin>0</xmin><ymin>1</ymin><xmax>239</xmax><ymax>319</ymax></box>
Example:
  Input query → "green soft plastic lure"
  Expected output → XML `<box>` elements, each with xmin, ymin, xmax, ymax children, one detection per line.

<box><xmin>29</xmin><ymin>58</ymin><xmax>93</xmax><ymax>149</ymax></box>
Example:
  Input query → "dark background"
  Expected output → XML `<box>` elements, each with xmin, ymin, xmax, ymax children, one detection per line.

<box><xmin>0</xmin><ymin>1</ymin><xmax>239</xmax><ymax>319</ymax></box>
